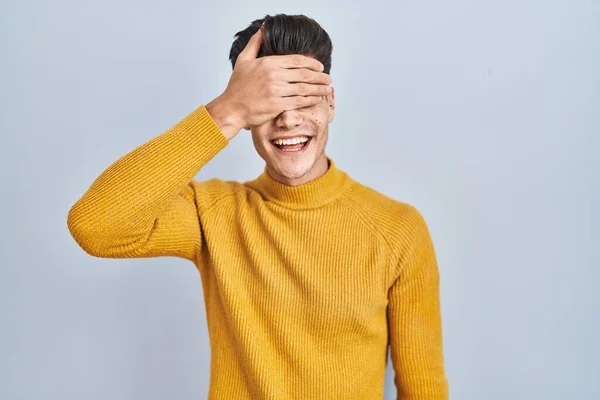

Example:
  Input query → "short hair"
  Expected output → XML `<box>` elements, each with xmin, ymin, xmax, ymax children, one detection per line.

<box><xmin>229</xmin><ymin>14</ymin><xmax>333</xmax><ymax>74</ymax></box>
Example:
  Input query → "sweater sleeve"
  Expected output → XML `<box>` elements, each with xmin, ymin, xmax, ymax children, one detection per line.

<box><xmin>387</xmin><ymin>207</ymin><xmax>449</xmax><ymax>399</ymax></box>
<box><xmin>66</xmin><ymin>105</ymin><xmax>229</xmax><ymax>263</ymax></box>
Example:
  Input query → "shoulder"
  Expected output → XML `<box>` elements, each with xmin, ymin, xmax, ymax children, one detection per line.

<box><xmin>342</xmin><ymin>179</ymin><xmax>432</xmax><ymax>251</ymax></box>
<box><xmin>344</xmin><ymin>179</ymin><xmax>426</xmax><ymax>225</ymax></box>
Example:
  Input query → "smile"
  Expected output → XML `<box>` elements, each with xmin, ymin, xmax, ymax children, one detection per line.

<box><xmin>270</xmin><ymin>136</ymin><xmax>313</xmax><ymax>154</ymax></box>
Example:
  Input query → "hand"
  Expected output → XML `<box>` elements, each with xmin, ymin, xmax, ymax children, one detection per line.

<box><xmin>219</xmin><ymin>25</ymin><xmax>332</xmax><ymax>133</ymax></box>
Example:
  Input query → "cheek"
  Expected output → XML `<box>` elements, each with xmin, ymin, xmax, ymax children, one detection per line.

<box><xmin>251</xmin><ymin>128</ymin><xmax>268</xmax><ymax>144</ymax></box>
<box><xmin>311</xmin><ymin>111</ymin><xmax>328</xmax><ymax>127</ymax></box>
<box><xmin>309</xmin><ymin>106</ymin><xmax>329</xmax><ymax>125</ymax></box>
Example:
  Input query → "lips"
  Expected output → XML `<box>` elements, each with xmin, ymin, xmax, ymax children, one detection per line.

<box><xmin>271</xmin><ymin>136</ymin><xmax>313</xmax><ymax>154</ymax></box>
<box><xmin>270</xmin><ymin>134</ymin><xmax>312</xmax><ymax>142</ymax></box>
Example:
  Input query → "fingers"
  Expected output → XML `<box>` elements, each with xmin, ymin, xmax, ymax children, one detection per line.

<box><xmin>237</xmin><ymin>27</ymin><xmax>264</xmax><ymax>62</ymax></box>
<box><xmin>279</xmin><ymin>67</ymin><xmax>332</xmax><ymax>85</ymax></box>
<box><xmin>268</xmin><ymin>54</ymin><xmax>325</xmax><ymax>72</ymax></box>
<box><xmin>278</xmin><ymin>82</ymin><xmax>332</xmax><ymax>98</ymax></box>
<box><xmin>280</xmin><ymin>95</ymin><xmax>324</xmax><ymax>112</ymax></box>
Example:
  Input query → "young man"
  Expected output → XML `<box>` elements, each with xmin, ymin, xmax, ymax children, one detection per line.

<box><xmin>67</xmin><ymin>14</ymin><xmax>449</xmax><ymax>400</ymax></box>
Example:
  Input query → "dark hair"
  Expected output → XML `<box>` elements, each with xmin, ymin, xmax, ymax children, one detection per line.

<box><xmin>229</xmin><ymin>14</ymin><xmax>333</xmax><ymax>74</ymax></box>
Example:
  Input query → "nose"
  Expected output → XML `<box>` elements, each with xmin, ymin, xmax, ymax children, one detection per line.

<box><xmin>275</xmin><ymin>109</ymin><xmax>303</xmax><ymax>130</ymax></box>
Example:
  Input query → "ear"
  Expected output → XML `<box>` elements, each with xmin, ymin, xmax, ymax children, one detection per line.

<box><xmin>326</xmin><ymin>86</ymin><xmax>336</xmax><ymax>123</ymax></box>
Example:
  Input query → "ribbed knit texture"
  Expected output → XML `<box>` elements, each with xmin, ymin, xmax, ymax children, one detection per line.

<box><xmin>67</xmin><ymin>105</ymin><xmax>449</xmax><ymax>400</ymax></box>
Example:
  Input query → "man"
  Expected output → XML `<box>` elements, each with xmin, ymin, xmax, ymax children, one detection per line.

<box><xmin>67</xmin><ymin>13</ymin><xmax>449</xmax><ymax>400</ymax></box>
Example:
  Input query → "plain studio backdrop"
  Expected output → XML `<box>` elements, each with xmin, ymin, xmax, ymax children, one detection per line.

<box><xmin>1</xmin><ymin>0</ymin><xmax>597</xmax><ymax>399</ymax></box>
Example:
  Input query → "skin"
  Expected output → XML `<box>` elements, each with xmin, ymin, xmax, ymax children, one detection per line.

<box><xmin>206</xmin><ymin>24</ymin><xmax>334</xmax><ymax>187</ymax></box>
<box><xmin>250</xmin><ymin>85</ymin><xmax>335</xmax><ymax>186</ymax></box>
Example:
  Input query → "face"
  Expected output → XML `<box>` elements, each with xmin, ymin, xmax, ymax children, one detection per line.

<box><xmin>250</xmin><ymin>86</ymin><xmax>336</xmax><ymax>185</ymax></box>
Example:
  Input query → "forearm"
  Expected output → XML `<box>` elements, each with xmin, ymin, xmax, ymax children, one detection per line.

<box><xmin>389</xmin><ymin>272</ymin><xmax>448</xmax><ymax>399</ymax></box>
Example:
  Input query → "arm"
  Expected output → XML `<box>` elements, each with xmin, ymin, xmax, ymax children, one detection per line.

<box><xmin>66</xmin><ymin>25</ymin><xmax>332</xmax><ymax>262</ymax></box>
<box><xmin>387</xmin><ymin>207</ymin><xmax>449</xmax><ymax>399</ymax></box>
<box><xmin>66</xmin><ymin>103</ymin><xmax>235</xmax><ymax>262</ymax></box>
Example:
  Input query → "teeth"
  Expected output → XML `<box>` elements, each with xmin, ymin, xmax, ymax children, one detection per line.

<box><xmin>272</xmin><ymin>136</ymin><xmax>309</xmax><ymax>145</ymax></box>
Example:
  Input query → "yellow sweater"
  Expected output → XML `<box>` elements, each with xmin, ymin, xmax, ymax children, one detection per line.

<box><xmin>67</xmin><ymin>105</ymin><xmax>449</xmax><ymax>399</ymax></box>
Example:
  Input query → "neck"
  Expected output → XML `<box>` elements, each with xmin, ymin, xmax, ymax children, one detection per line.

<box><xmin>266</xmin><ymin>152</ymin><xmax>329</xmax><ymax>187</ymax></box>
<box><xmin>248</xmin><ymin>155</ymin><xmax>349</xmax><ymax>209</ymax></box>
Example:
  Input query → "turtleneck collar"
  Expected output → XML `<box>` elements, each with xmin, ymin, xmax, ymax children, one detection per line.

<box><xmin>247</xmin><ymin>156</ymin><xmax>351</xmax><ymax>210</ymax></box>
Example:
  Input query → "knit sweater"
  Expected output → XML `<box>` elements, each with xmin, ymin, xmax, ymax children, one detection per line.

<box><xmin>67</xmin><ymin>104</ymin><xmax>449</xmax><ymax>400</ymax></box>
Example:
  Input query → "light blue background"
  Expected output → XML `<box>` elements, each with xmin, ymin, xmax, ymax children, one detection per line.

<box><xmin>2</xmin><ymin>0</ymin><xmax>598</xmax><ymax>399</ymax></box>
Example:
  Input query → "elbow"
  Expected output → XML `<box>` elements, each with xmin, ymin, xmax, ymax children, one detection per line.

<box><xmin>66</xmin><ymin>203</ymin><xmax>109</xmax><ymax>257</ymax></box>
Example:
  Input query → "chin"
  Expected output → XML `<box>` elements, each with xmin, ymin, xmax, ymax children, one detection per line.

<box><xmin>269</xmin><ymin>154</ymin><xmax>315</xmax><ymax>178</ymax></box>
<box><xmin>277</xmin><ymin>162</ymin><xmax>314</xmax><ymax>180</ymax></box>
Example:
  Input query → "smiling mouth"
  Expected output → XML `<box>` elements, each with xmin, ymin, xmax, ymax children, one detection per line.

<box><xmin>270</xmin><ymin>136</ymin><xmax>313</xmax><ymax>153</ymax></box>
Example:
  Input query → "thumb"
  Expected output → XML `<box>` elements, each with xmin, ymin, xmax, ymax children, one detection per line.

<box><xmin>237</xmin><ymin>24</ymin><xmax>264</xmax><ymax>63</ymax></box>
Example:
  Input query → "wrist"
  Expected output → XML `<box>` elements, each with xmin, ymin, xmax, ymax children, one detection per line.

<box><xmin>205</xmin><ymin>94</ymin><xmax>245</xmax><ymax>141</ymax></box>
